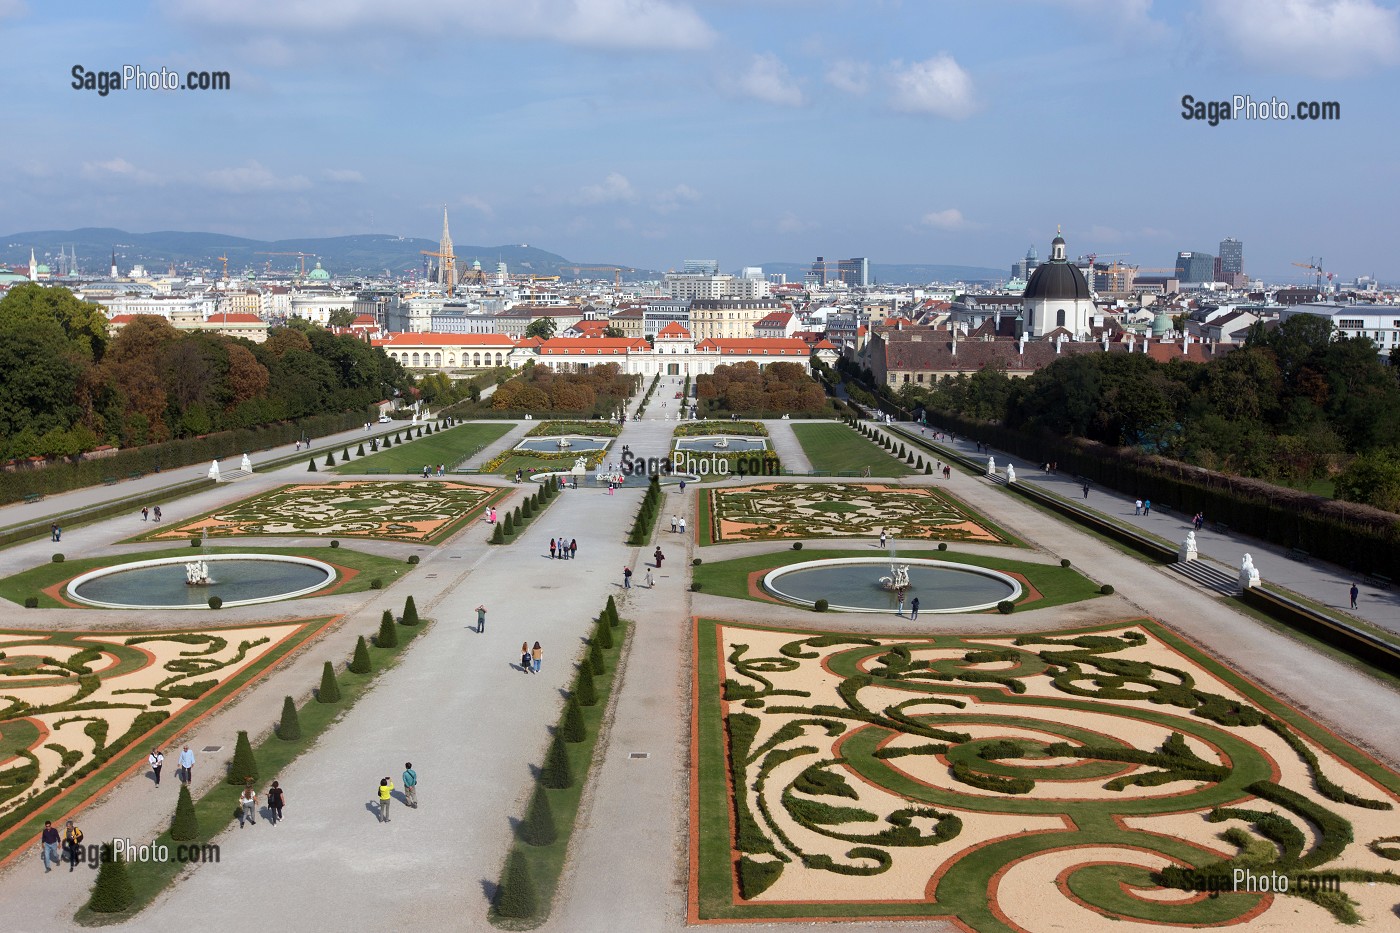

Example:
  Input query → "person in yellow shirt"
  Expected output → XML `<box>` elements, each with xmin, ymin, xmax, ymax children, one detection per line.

<box><xmin>377</xmin><ymin>776</ymin><xmax>393</xmax><ymax>823</ymax></box>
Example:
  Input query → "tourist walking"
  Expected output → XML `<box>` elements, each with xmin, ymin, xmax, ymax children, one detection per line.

<box><xmin>40</xmin><ymin>821</ymin><xmax>60</xmax><ymax>872</ymax></box>
<box><xmin>153</xmin><ymin>506</ymin><xmax>162</xmax><ymax>522</ymax></box>
<box><xmin>403</xmin><ymin>763</ymin><xmax>418</xmax><ymax>809</ymax></box>
<box><xmin>678</xmin><ymin>516</ymin><xmax>686</xmax><ymax>535</ymax></box>
<box><xmin>1350</xmin><ymin>583</ymin><xmax>1360</xmax><ymax>610</ymax></box>
<box><xmin>654</xmin><ymin>547</ymin><xmax>665</xmax><ymax>569</ymax></box>
<box><xmin>141</xmin><ymin>506</ymin><xmax>149</xmax><ymax>522</ymax></box>
<box><xmin>879</xmin><ymin>529</ymin><xmax>887</xmax><ymax>548</ymax></box>
<box><xmin>671</xmin><ymin>514</ymin><xmax>678</xmax><ymax>532</ymax></box>
<box><xmin>549</xmin><ymin>538</ymin><xmax>557</xmax><ymax>559</ymax></box>
<box><xmin>239</xmin><ymin>783</ymin><xmax>257</xmax><ymax>826</ymax></box>
<box><xmin>1081</xmin><ymin>482</ymin><xmax>1090</xmax><ymax>500</ymax></box>
<box><xmin>149</xmin><ymin>748</ymin><xmax>164</xmax><ymax>786</ymax></box>
<box><xmin>267</xmin><ymin>781</ymin><xmax>285</xmax><ymax>825</ymax></box>
<box><xmin>569</xmin><ymin>539</ymin><xmax>577</xmax><ymax>559</ymax></box>
<box><xmin>63</xmin><ymin>820</ymin><xmax>83</xmax><ymax>870</ymax></box>
<box><xmin>531</xmin><ymin>642</ymin><xmax>543</xmax><ymax>674</ymax></box>
<box><xmin>51</xmin><ymin>523</ymin><xmax>59</xmax><ymax>542</ymax></box>
<box><xmin>1134</xmin><ymin>499</ymin><xmax>1142</xmax><ymax>516</ymax></box>
<box><xmin>896</xmin><ymin>590</ymin><xmax>905</xmax><ymax>616</ymax></box>
<box><xmin>910</xmin><ymin>597</ymin><xmax>920</xmax><ymax>621</ymax></box>
<box><xmin>475</xmin><ymin>604</ymin><xmax>486</xmax><ymax>634</ymax></box>
<box><xmin>521</xmin><ymin>642</ymin><xmax>532</xmax><ymax>673</ymax></box>
<box><xmin>623</xmin><ymin>566</ymin><xmax>632</xmax><ymax>589</ymax></box>
<box><xmin>377</xmin><ymin>777</ymin><xmax>393</xmax><ymax>822</ymax></box>
<box><xmin>645</xmin><ymin>566</ymin><xmax>654</xmax><ymax>587</ymax></box>
<box><xmin>1143</xmin><ymin>499</ymin><xmax>1152</xmax><ymax>516</ymax></box>
<box><xmin>178</xmin><ymin>745</ymin><xmax>195</xmax><ymax>784</ymax></box>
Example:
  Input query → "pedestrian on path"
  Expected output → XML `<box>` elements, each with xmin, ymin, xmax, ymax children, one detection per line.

<box><xmin>63</xmin><ymin>820</ymin><xmax>83</xmax><ymax>870</ymax></box>
<box><xmin>1082</xmin><ymin>482</ymin><xmax>1090</xmax><ymax>499</ymax></box>
<box><xmin>645</xmin><ymin>567</ymin><xmax>654</xmax><ymax>587</ymax></box>
<box><xmin>896</xmin><ymin>590</ymin><xmax>905</xmax><ymax>616</ymax></box>
<box><xmin>40</xmin><ymin>821</ymin><xmax>60</xmax><ymax>872</ymax></box>
<box><xmin>569</xmin><ymin>539</ymin><xmax>577</xmax><ymax>560</ymax></box>
<box><xmin>1143</xmin><ymin>499</ymin><xmax>1152</xmax><ymax>516</ymax></box>
<box><xmin>178</xmin><ymin>745</ymin><xmax>195</xmax><ymax>784</ymax></box>
<box><xmin>531</xmin><ymin>642</ymin><xmax>543</xmax><ymax>674</ymax></box>
<box><xmin>377</xmin><ymin>777</ymin><xmax>393</xmax><ymax>822</ymax></box>
<box><xmin>476</xmin><ymin>605</ymin><xmax>486</xmax><ymax>634</ymax></box>
<box><xmin>678</xmin><ymin>516</ymin><xmax>686</xmax><ymax>535</ymax></box>
<box><xmin>50</xmin><ymin>523</ymin><xmax>59</xmax><ymax>542</ymax></box>
<box><xmin>141</xmin><ymin>506</ymin><xmax>149</xmax><ymax>521</ymax></box>
<box><xmin>239</xmin><ymin>782</ymin><xmax>258</xmax><ymax>826</ymax></box>
<box><xmin>549</xmin><ymin>538</ymin><xmax>557</xmax><ymax>559</ymax></box>
<box><xmin>149</xmin><ymin>748</ymin><xmax>164</xmax><ymax>786</ymax></box>
<box><xmin>1351</xmin><ymin>583</ymin><xmax>1360</xmax><ymax>610</ymax></box>
<box><xmin>267</xmin><ymin>781</ymin><xmax>285</xmax><ymax>825</ymax></box>
<box><xmin>1134</xmin><ymin>499</ymin><xmax>1143</xmax><ymax>516</ymax></box>
<box><xmin>623</xmin><ymin>567</ymin><xmax>632</xmax><ymax>589</ymax></box>
<box><xmin>154</xmin><ymin>506</ymin><xmax>162</xmax><ymax>522</ymax></box>
<box><xmin>403</xmin><ymin>763</ymin><xmax>418</xmax><ymax>809</ymax></box>
<box><xmin>671</xmin><ymin>515</ymin><xmax>678</xmax><ymax>532</ymax></box>
<box><xmin>910</xmin><ymin>597</ymin><xmax>920</xmax><ymax>621</ymax></box>
<box><xmin>521</xmin><ymin>642</ymin><xmax>532</xmax><ymax>673</ymax></box>
<box><xmin>943</xmin><ymin>465</ymin><xmax>951</xmax><ymax>479</ymax></box>
<box><xmin>654</xmin><ymin>547</ymin><xmax>665</xmax><ymax>568</ymax></box>
<box><xmin>879</xmin><ymin>529</ymin><xmax>887</xmax><ymax>548</ymax></box>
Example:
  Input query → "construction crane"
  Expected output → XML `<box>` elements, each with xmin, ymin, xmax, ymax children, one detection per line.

<box><xmin>568</xmin><ymin>265</ymin><xmax>633</xmax><ymax>287</ymax></box>
<box><xmin>257</xmin><ymin>251</ymin><xmax>314</xmax><ymax>278</ymax></box>
<box><xmin>1079</xmin><ymin>252</ymin><xmax>1130</xmax><ymax>267</ymax></box>
<box><xmin>525</xmin><ymin>275</ymin><xmax>560</xmax><ymax>282</ymax></box>
<box><xmin>420</xmin><ymin>249</ymin><xmax>456</xmax><ymax>292</ymax></box>
<box><xmin>1291</xmin><ymin>258</ymin><xmax>1332</xmax><ymax>291</ymax></box>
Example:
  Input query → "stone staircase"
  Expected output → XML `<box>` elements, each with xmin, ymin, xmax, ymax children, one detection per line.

<box><xmin>1170</xmin><ymin>558</ymin><xmax>1239</xmax><ymax>596</ymax></box>
<box><xmin>217</xmin><ymin>468</ymin><xmax>252</xmax><ymax>483</ymax></box>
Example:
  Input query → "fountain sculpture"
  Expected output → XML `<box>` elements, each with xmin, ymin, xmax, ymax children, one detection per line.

<box><xmin>185</xmin><ymin>560</ymin><xmax>211</xmax><ymax>586</ymax></box>
<box><xmin>714</xmin><ymin>436</ymin><xmax>730</xmax><ymax>449</ymax></box>
<box><xmin>557</xmin><ymin>437</ymin><xmax>573</xmax><ymax>449</ymax></box>
<box><xmin>878</xmin><ymin>563</ymin><xmax>912</xmax><ymax>591</ymax></box>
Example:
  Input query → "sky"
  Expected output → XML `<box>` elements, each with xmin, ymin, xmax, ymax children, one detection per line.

<box><xmin>1</xmin><ymin>0</ymin><xmax>1398</xmax><ymax>281</ymax></box>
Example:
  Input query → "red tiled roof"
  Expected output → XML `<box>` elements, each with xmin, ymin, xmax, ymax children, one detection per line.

<box><xmin>656</xmin><ymin>322</ymin><xmax>691</xmax><ymax>338</ymax></box>
<box><xmin>206</xmin><ymin>313</ymin><xmax>265</xmax><ymax>324</ymax></box>
<box><xmin>695</xmin><ymin>338</ymin><xmax>810</xmax><ymax>356</ymax></box>
<box><xmin>536</xmin><ymin>337</ymin><xmax>650</xmax><ymax>355</ymax></box>
<box><xmin>373</xmin><ymin>333</ymin><xmax>517</xmax><ymax>347</ymax></box>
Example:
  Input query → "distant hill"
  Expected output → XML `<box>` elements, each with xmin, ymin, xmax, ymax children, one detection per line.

<box><xmin>0</xmin><ymin>228</ymin><xmax>654</xmax><ymax>280</ymax></box>
<box><xmin>760</xmin><ymin>261</ymin><xmax>1007</xmax><ymax>285</ymax></box>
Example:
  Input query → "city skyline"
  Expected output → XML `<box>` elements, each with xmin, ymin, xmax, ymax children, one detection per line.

<box><xmin>1</xmin><ymin>0</ymin><xmax>1397</xmax><ymax>281</ymax></box>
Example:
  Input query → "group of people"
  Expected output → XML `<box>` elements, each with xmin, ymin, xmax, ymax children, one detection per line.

<box><xmin>519</xmin><ymin>642</ymin><xmax>543</xmax><ymax>674</ymax></box>
<box><xmin>1133</xmin><ymin>499</ymin><xmax>1154</xmax><ymax>517</ymax></box>
<box><xmin>622</xmin><ymin>565</ymin><xmax>654</xmax><ymax>589</ymax></box>
<box><xmin>237</xmin><ymin>779</ymin><xmax>288</xmax><ymax>827</ymax></box>
<box><xmin>375</xmin><ymin>763</ymin><xmax>418</xmax><ymax>823</ymax></box>
<box><xmin>549</xmin><ymin>538</ymin><xmax>578</xmax><ymax>559</ymax></box>
<box><xmin>49</xmin><ymin>523</ymin><xmax>62</xmax><ymax>542</ymax></box>
<box><xmin>421</xmin><ymin>464</ymin><xmax>446</xmax><ymax>478</ymax></box>
<box><xmin>38</xmin><ymin>819</ymin><xmax>83</xmax><ymax>872</ymax></box>
<box><xmin>139</xmin><ymin>505</ymin><xmax>163</xmax><ymax>522</ymax></box>
<box><xmin>149</xmin><ymin>745</ymin><xmax>198</xmax><ymax>786</ymax></box>
<box><xmin>669</xmin><ymin>514</ymin><xmax>687</xmax><ymax>534</ymax></box>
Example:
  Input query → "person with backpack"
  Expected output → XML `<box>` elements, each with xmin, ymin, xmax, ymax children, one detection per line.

<box><xmin>267</xmin><ymin>781</ymin><xmax>286</xmax><ymax>825</ymax></box>
<box><xmin>402</xmin><ymin>763</ymin><xmax>418</xmax><ymax>809</ymax></box>
<box><xmin>521</xmin><ymin>642</ymin><xmax>532</xmax><ymax>674</ymax></box>
<box><xmin>63</xmin><ymin>820</ymin><xmax>84</xmax><ymax>871</ymax></box>
<box><xmin>239</xmin><ymin>782</ymin><xmax>258</xmax><ymax>827</ymax></box>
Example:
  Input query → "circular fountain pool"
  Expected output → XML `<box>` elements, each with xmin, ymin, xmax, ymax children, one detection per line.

<box><xmin>673</xmin><ymin>436</ymin><xmax>768</xmax><ymax>452</ymax></box>
<box><xmin>67</xmin><ymin>555</ymin><xmax>337</xmax><ymax>610</ymax></box>
<box><xmin>762</xmin><ymin>558</ymin><xmax>1021</xmax><ymax>613</ymax></box>
<box><xmin>515</xmin><ymin>436</ymin><xmax>611</xmax><ymax>453</ymax></box>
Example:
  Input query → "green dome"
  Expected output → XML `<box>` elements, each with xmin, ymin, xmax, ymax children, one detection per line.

<box><xmin>1151</xmin><ymin>310</ymin><xmax>1173</xmax><ymax>337</ymax></box>
<box><xmin>307</xmin><ymin>261</ymin><xmax>331</xmax><ymax>281</ymax></box>
<box><xmin>36</xmin><ymin>263</ymin><xmax>51</xmax><ymax>274</ymax></box>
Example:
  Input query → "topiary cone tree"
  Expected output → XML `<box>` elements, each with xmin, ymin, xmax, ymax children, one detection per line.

<box><xmin>605</xmin><ymin>595</ymin><xmax>620</xmax><ymax>627</ymax></box>
<box><xmin>277</xmin><ymin>695</ymin><xmax>302</xmax><ymax>740</ymax></box>
<box><xmin>491</xmin><ymin>524</ymin><xmax>505</xmax><ymax>544</ymax></box>
<box><xmin>589</xmin><ymin>640</ymin><xmax>605</xmax><ymax>676</ymax></box>
<box><xmin>348</xmin><ymin>635</ymin><xmax>372</xmax><ymax>674</ymax></box>
<box><xmin>87</xmin><ymin>843</ymin><xmax>135</xmax><ymax>913</ymax></box>
<box><xmin>226</xmin><ymin>729</ymin><xmax>258</xmax><ymax>785</ymax></box>
<box><xmin>519</xmin><ymin>783</ymin><xmax>557</xmax><ymax>847</ymax></box>
<box><xmin>575</xmin><ymin>666</ymin><xmax>598</xmax><ymax>707</ymax></box>
<box><xmin>494</xmin><ymin>850</ymin><xmax>538</xmax><ymax>920</ymax></box>
<box><xmin>560</xmin><ymin>695</ymin><xmax>585</xmax><ymax>743</ymax></box>
<box><xmin>317</xmin><ymin>661</ymin><xmax>341</xmax><ymax>703</ymax></box>
<box><xmin>402</xmin><ymin>595</ymin><xmax>420</xmax><ymax>626</ymax></box>
<box><xmin>324</xmin><ymin>452</ymin><xmax>336</xmax><ymax>467</ymax></box>
<box><xmin>377</xmin><ymin>610</ymin><xmax>398</xmax><ymax>648</ymax></box>
<box><xmin>341</xmin><ymin>447</ymin><xmax>350</xmax><ymax>462</ymax></box>
<box><xmin>356</xmin><ymin>443</ymin><xmax>365</xmax><ymax>457</ymax></box>
<box><xmin>308</xmin><ymin>459</ymin><xmax>318</xmax><ymax>472</ymax></box>
<box><xmin>539</xmin><ymin>733</ymin><xmax>574</xmax><ymax>789</ymax></box>
<box><xmin>502</xmin><ymin>513</ymin><xmax>514</xmax><ymax>535</ymax></box>
<box><xmin>170</xmin><ymin>784</ymin><xmax>199</xmax><ymax>841</ymax></box>
<box><xmin>594</xmin><ymin>618</ymin><xmax>613</xmax><ymax>650</ymax></box>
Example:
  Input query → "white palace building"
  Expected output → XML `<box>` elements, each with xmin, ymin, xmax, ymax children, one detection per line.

<box><xmin>373</xmin><ymin>323</ymin><xmax>837</xmax><ymax>377</ymax></box>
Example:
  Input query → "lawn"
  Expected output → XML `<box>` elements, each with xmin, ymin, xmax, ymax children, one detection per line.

<box><xmin>790</xmin><ymin>422</ymin><xmax>913</xmax><ymax>476</ymax></box>
<box><xmin>0</xmin><ymin>546</ymin><xmax>411</xmax><ymax>608</ymax></box>
<box><xmin>488</xmin><ymin>452</ymin><xmax>604</xmax><ymax>478</ymax></box>
<box><xmin>690</xmin><ymin>547</ymin><xmax>1100</xmax><ymax>610</ymax></box>
<box><xmin>336</xmin><ymin>421</ymin><xmax>513</xmax><ymax>474</ymax></box>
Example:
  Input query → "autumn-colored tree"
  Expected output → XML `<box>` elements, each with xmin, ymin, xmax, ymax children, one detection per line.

<box><xmin>226</xmin><ymin>343</ymin><xmax>271</xmax><ymax>407</ymax></box>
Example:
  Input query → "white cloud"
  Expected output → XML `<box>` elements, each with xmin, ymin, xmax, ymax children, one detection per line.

<box><xmin>80</xmin><ymin>157</ymin><xmax>161</xmax><ymax>185</ymax></box>
<box><xmin>324</xmin><ymin>168</ymin><xmax>364</xmax><ymax>183</ymax></box>
<box><xmin>203</xmin><ymin>160</ymin><xmax>311</xmax><ymax>193</ymax></box>
<box><xmin>775</xmin><ymin>211</ymin><xmax>816</xmax><ymax>234</ymax></box>
<box><xmin>0</xmin><ymin>0</ymin><xmax>27</xmax><ymax>21</ymax></box>
<box><xmin>576</xmin><ymin>172</ymin><xmax>638</xmax><ymax>205</ymax></box>
<box><xmin>888</xmin><ymin>54</ymin><xmax>977</xmax><ymax>119</ymax></box>
<box><xmin>163</xmin><ymin>0</ymin><xmax>716</xmax><ymax>52</ymax></box>
<box><xmin>825</xmin><ymin>59</ymin><xmax>870</xmax><ymax>95</ymax></box>
<box><xmin>458</xmin><ymin>194</ymin><xmax>495</xmax><ymax>217</ymax></box>
<box><xmin>1050</xmin><ymin>0</ymin><xmax>1168</xmax><ymax>40</ymax></box>
<box><xmin>1202</xmin><ymin>0</ymin><xmax>1400</xmax><ymax>77</ymax></box>
<box><xmin>651</xmin><ymin>183</ymin><xmax>701</xmax><ymax>213</ymax></box>
<box><xmin>920</xmin><ymin>208</ymin><xmax>966</xmax><ymax>230</ymax></box>
<box><xmin>735</xmin><ymin>52</ymin><xmax>804</xmax><ymax>106</ymax></box>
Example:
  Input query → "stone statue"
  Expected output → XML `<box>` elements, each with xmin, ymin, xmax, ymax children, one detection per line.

<box><xmin>987</xmin><ymin>456</ymin><xmax>996</xmax><ymax>475</ymax></box>
<box><xmin>879</xmin><ymin>564</ymin><xmax>911</xmax><ymax>591</ymax></box>
<box><xmin>240</xmin><ymin>453</ymin><xmax>252</xmax><ymax>473</ymax></box>
<box><xmin>185</xmin><ymin>561</ymin><xmax>211</xmax><ymax>586</ymax></box>
<box><xmin>571</xmin><ymin>455</ymin><xmax>588</xmax><ymax>475</ymax></box>
<box><xmin>208</xmin><ymin>459</ymin><xmax>220</xmax><ymax>481</ymax></box>
<box><xmin>557</xmin><ymin>437</ymin><xmax>572</xmax><ymax>449</ymax></box>
<box><xmin>1006</xmin><ymin>464</ymin><xmax>1016</xmax><ymax>484</ymax></box>
<box><xmin>714</xmin><ymin>436</ymin><xmax>730</xmax><ymax>449</ymax></box>
<box><xmin>1238</xmin><ymin>553</ymin><xmax>1260</xmax><ymax>590</ymax></box>
<box><xmin>1179</xmin><ymin>531</ymin><xmax>1198</xmax><ymax>562</ymax></box>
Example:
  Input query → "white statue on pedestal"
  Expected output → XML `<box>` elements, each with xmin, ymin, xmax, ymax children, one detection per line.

<box><xmin>1239</xmin><ymin>553</ymin><xmax>1260</xmax><ymax>590</ymax></box>
<box><xmin>1006</xmin><ymin>464</ymin><xmax>1016</xmax><ymax>484</ymax></box>
<box><xmin>557</xmin><ymin>437</ymin><xmax>572</xmax><ymax>449</ymax></box>
<box><xmin>571</xmin><ymin>456</ymin><xmax>588</xmax><ymax>476</ymax></box>
<box><xmin>208</xmin><ymin>460</ymin><xmax>220</xmax><ymax>481</ymax></box>
<box><xmin>240</xmin><ymin>453</ymin><xmax>252</xmax><ymax>473</ymax></box>
<box><xmin>1179</xmin><ymin>531</ymin><xmax>1198</xmax><ymax>562</ymax></box>
<box><xmin>987</xmin><ymin>456</ymin><xmax>996</xmax><ymax>475</ymax></box>
<box><xmin>185</xmin><ymin>561</ymin><xmax>211</xmax><ymax>586</ymax></box>
<box><xmin>879</xmin><ymin>564</ymin><xmax>911</xmax><ymax>591</ymax></box>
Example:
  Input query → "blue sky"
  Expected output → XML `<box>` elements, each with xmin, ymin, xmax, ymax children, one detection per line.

<box><xmin>1</xmin><ymin>0</ymin><xmax>1397</xmax><ymax>280</ymax></box>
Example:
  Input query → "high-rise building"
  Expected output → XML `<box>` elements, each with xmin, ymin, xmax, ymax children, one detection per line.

<box><xmin>1011</xmin><ymin>245</ymin><xmax>1039</xmax><ymax>280</ymax></box>
<box><xmin>838</xmin><ymin>257</ymin><xmax>869</xmax><ymax>288</ymax></box>
<box><xmin>683</xmin><ymin>259</ymin><xmax>719</xmax><ymax>275</ymax></box>
<box><xmin>1175</xmin><ymin>251</ymin><xmax>1215</xmax><ymax>283</ymax></box>
<box><xmin>1218</xmin><ymin>237</ymin><xmax>1244</xmax><ymax>276</ymax></box>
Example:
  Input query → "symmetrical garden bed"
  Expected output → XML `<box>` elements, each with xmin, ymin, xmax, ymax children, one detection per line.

<box><xmin>524</xmin><ymin>421</ymin><xmax>623</xmax><ymax>438</ymax></box>
<box><xmin>0</xmin><ymin>619</ymin><xmax>327</xmax><ymax>863</ymax></box>
<box><xmin>694</xmin><ymin>617</ymin><xmax>1400</xmax><ymax>929</ymax></box>
<box><xmin>703</xmin><ymin>483</ymin><xmax>1009</xmax><ymax>545</ymax></box>
<box><xmin>137</xmin><ymin>481</ymin><xmax>499</xmax><ymax>544</ymax></box>
<box><xmin>675</xmin><ymin>420</ymin><xmax>768</xmax><ymax>437</ymax></box>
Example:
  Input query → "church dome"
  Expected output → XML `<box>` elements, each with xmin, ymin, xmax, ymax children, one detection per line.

<box><xmin>307</xmin><ymin>261</ymin><xmax>331</xmax><ymax>281</ymax></box>
<box><xmin>1023</xmin><ymin>258</ymin><xmax>1090</xmax><ymax>301</ymax></box>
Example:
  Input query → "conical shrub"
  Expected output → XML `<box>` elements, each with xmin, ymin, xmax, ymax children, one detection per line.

<box><xmin>539</xmin><ymin>733</ymin><xmax>573</xmax><ymax>789</ymax></box>
<box><xmin>575</xmin><ymin>666</ymin><xmax>598</xmax><ymax>707</ymax></box>
<box><xmin>370</xmin><ymin>439</ymin><xmax>379</xmax><ymax>451</ymax></box>
<box><xmin>402</xmin><ymin>595</ymin><xmax>420</xmax><ymax>626</ymax></box>
<box><xmin>308</xmin><ymin>459</ymin><xmax>317</xmax><ymax>472</ymax></box>
<box><xmin>226</xmin><ymin>729</ymin><xmax>258</xmax><ymax>785</ymax></box>
<box><xmin>491</xmin><ymin>524</ymin><xmax>505</xmax><ymax>544</ymax></box>
<box><xmin>377</xmin><ymin>610</ymin><xmax>398</xmax><ymax>648</ymax></box>
<box><xmin>493</xmin><ymin>850</ymin><xmax>538</xmax><ymax>919</ymax></box>
<box><xmin>560</xmin><ymin>695</ymin><xmax>585</xmax><ymax>743</ymax></box>
<box><xmin>519</xmin><ymin>784</ymin><xmax>557</xmax><ymax>846</ymax></box>
<box><xmin>589</xmin><ymin>640</ymin><xmax>605</xmax><ymax>676</ymax></box>
<box><xmin>605</xmin><ymin>595</ymin><xmax>620</xmax><ymax>627</ymax></box>
<box><xmin>348</xmin><ymin>635</ymin><xmax>372</xmax><ymax>674</ymax></box>
<box><xmin>357</xmin><ymin>443</ymin><xmax>365</xmax><ymax>456</ymax></box>
<box><xmin>521</xmin><ymin>499</ymin><xmax>533</xmax><ymax>519</ymax></box>
<box><xmin>277</xmin><ymin>695</ymin><xmax>301</xmax><ymax>740</ymax></box>
<box><xmin>170</xmin><ymin>784</ymin><xmax>199</xmax><ymax>840</ymax></box>
<box><xmin>86</xmin><ymin>843</ymin><xmax>134</xmax><ymax>913</ymax></box>
<box><xmin>324</xmin><ymin>452</ymin><xmax>335</xmax><ymax>467</ymax></box>
<box><xmin>594</xmin><ymin>619</ymin><xmax>612</xmax><ymax>650</ymax></box>
<box><xmin>317</xmin><ymin>661</ymin><xmax>341</xmax><ymax>703</ymax></box>
<box><xmin>502</xmin><ymin>513</ymin><xmax>514</xmax><ymax>535</ymax></box>
<box><xmin>512</xmin><ymin>506</ymin><xmax>521</xmax><ymax>525</ymax></box>
<box><xmin>383</xmin><ymin>435</ymin><xmax>392</xmax><ymax>447</ymax></box>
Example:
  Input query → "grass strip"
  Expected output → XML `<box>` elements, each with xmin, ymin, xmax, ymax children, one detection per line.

<box><xmin>335</xmin><ymin>421</ymin><xmax>513</xmax><ymax>474</ymax></box>
<box><xmin>74</xmin><ymin>615</ymin><xmax>428</xmax><ymax>925</ymax></box>
<box><xmin>489</xmin><ymin>615</ymin><xmax>632</xmax><ymax>929</ymax></box>
<box><xmin>791</xmin><ymin>422</ymin><xmax>913</xmax><ymax>476</ymax></box>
